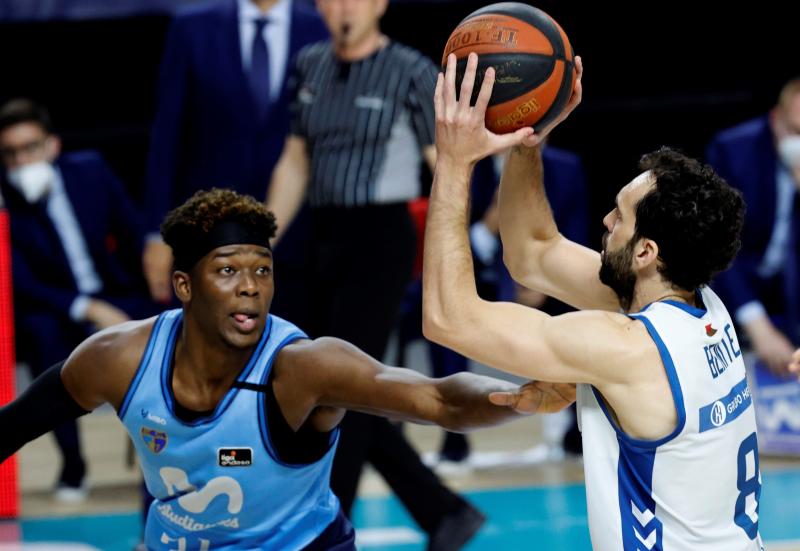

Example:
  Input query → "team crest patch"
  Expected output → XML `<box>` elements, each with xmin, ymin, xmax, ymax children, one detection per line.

<box><xmin>141</xmin><ymin>427</ymin><xmax>168</xmax><ymax>454</ymax></box>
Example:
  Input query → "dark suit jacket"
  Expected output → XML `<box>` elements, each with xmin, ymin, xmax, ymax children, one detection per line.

<box><xmin>485</xmin><ymin>145</ymin><xmax>589</xmax><ymax>310</ymax></box>
<box><xmin>705</xmin><ymin>115</ymin><xmax>797</xmax><ymax>326</ymax></box>
<box><xmin>1</xmin><ymin>151</ymin><xmax>149</xmax><ymax>321</ymax></box>
<box><xmin>143</xmin><ymin>0</ymin><xmax>327</xmax><ymax>237</ymax></box>
<box><xmin>542</xmin><ymin>146</ymin><xmax>590</xmax><ymax>248</ymax></box>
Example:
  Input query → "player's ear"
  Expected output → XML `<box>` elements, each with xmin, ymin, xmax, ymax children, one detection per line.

<box><xmin>635</xmin><ymin>237</ymin><xmax>659</xmax><ymax>270</ymax></box>
<box><xmin>173</xmin><ymin>270</ymin><xmax>192</xmax><ymax>303</ymax></box>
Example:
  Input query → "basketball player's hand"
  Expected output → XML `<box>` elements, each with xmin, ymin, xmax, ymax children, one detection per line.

<box><xmin>434</xmin><ymin>53</ymin><xmax>534</xmax><ymax>167</ymax></box>
<box><xmin>143</xmin><ymin>239</ymin><xmax>173</xmax><ymax>303</ymax></box>
<box><xmin>489</xmin><ymin>380</ymin><xmax>576</xmax><ymax>414</ymax></box>
<box><xmin>788</xmin><ymin>348</ymin><xmax>800</xmax><ymax>380</ymax></box>
<box><xmin>520</xmin><ymin>55</ymin><xmax>583</xmax><ymax>148</ymax></box>
<box><xmin>85</xmin><ymin>298</ymin><xmax>130</xmax><ymax>331</ymax></box>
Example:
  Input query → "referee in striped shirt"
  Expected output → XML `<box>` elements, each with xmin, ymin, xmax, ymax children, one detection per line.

<box><xmin>267</xmin><ymin>1</ymin><xmax>484</xmax><ymax>549</ymax></box>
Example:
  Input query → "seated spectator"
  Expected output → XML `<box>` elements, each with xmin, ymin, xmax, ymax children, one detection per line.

<box><xmin>0</xmin><ymin>99</ymin><xmax>160</xmax><ymax>501</ymax></box>
<box><xmin>706</xmin><ymin>77</ymin><xmax>800</xmax><ymax>375</ymax></box>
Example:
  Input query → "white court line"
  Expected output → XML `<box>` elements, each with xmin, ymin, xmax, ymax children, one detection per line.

<box><xmin>355</xmin><ymin>527</ymin><xmax>424</xmax><ymax>547</ymax></box>
<box><xmin>0</xmin><ymin>545</ymin><xmax>101</xmax><ymax>551</ymax></box>
<box><xmin>764</xmin><ymin>541</ymin><xmax>800</xmax><ymax>550</ymax></box>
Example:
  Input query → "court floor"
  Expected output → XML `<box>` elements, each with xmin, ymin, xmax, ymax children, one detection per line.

<box><xmin>3</xmin><ymin>414</ymin><xmax>800</xmax><ymax>551</ymax></box>
<box><xmin>4</xmin><ymin>468</ymin><xmax>800</xmax><ymax>550</ymax></box>
<box><xmin>4</xmin><ymin>351</ymin><xmax>800</xmax><ymax>550</ymax></box>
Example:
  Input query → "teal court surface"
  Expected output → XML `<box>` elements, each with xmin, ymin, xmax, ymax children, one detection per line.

<box><xmin>2</xmin><ymin>466</ymin><xmax>800</xmax><ymax>551</ymax></box>
<box><xmin>5</xmin><ymin>360</ymin><xmax>800</xmax><ymax>551</ymax></box>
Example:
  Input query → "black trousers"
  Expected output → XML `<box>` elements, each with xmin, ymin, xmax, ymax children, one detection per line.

<box><xmin>284</xmin><ymin>203</ymin><xmax>466</xmax><ymax>534</ymax></box>
<box><xmin>16</xmin><ymin>295</ymin><xmax>158</xmax><ymax>487</ymax></box>
<box><xmin>16</xmin><ymin>312</ymin><xmax>87</xmax><ymax>486</ymax></box>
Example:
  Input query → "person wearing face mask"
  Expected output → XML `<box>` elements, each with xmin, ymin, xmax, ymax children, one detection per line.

<box><xmin>706</xmin><ymin>78</ymin><xmax>800</xmax><ymax>378</ymax></box>
<box><xmin>0</xmin><ymin>99</ymin><xmax>160</xmax><ymax>501</ymax></box>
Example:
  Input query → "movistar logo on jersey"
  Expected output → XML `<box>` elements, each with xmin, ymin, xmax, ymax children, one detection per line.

<box><xmin>218</xmin><ymin>448</ymin><xmax>253</xmax><ymax>467</ymax></box>
<box><xmin>141</xmin><ymin>427</ymin><xmax>168</xmax><ymax>454</ymax></box>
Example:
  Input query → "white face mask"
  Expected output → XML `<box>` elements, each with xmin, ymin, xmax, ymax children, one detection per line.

<box><xmin>778</xmin><ymin>135</ymin><xmax>800</xmax><ymax>169</ymax></box>
<box><xmin>6</xmin><ymin>161</ymin><xmax>56</xmax><ymax>203</ymax></box>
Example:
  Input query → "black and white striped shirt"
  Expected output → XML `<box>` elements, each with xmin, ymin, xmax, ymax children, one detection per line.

<box><xmin>290</xmin><ymin>40</ymin><xmax>438</xmax><ymax>207</ymax></box>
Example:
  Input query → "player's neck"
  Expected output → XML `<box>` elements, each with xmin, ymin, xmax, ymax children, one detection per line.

<box><xmin>629</xmin><ymin>278</ymin><xmax>695</xmax><ymax>313</ymax></box>
<box><xmin>175</xmin><ymin>323</ymin><xmax>255</xmax><ymax>391</ymax></box>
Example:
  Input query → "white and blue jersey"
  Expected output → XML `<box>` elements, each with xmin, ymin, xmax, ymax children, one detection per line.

<box><xmin>578</xmin><ymin>286</ymin><xmax>763</xmax><ymax>551</ymax></box>
<box><xmin>119</xmin><ymin>309</ymin><xmax>341</xmax><ymax>550</ymax></box>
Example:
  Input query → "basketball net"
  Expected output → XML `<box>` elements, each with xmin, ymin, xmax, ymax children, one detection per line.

<box><xmin>0</xmin><ymin>197</ymin><xmax>19</xmax><ymax>517</ymax></box>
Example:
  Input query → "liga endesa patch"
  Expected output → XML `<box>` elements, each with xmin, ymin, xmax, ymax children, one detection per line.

<box><xmin>218</xmin><ymin>448</ymin><xmax>253</xmax><ymax>467</ymax></box>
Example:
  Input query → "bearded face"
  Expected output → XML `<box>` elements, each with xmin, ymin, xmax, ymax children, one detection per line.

<box><xmin>599</xmin><ymin>233</ymin><xmax>638</xmax><ymax>311</ymax></box>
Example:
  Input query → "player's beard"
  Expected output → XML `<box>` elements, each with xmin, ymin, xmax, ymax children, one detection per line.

<box><xmin>599</xmin><ymin>233</ymin><xmax>637</xmax><ymax>312</ymax></box>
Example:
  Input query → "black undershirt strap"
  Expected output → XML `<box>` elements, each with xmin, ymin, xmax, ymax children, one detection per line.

<box><xmin>262</xmin><ymin>369</ymin><xmax>334</xmax><ymax>465</ymax></box>
<box><xmin>172</xmin><ymin>376</ymin><xmax>333</xmax><ymax>464</ymax></box>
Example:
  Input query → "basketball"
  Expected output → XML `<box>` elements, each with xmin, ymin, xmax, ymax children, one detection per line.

<box><xmin>442</xmin><ymin>2</ymin><xmax>576</xmax><ymax>133</ymax></box>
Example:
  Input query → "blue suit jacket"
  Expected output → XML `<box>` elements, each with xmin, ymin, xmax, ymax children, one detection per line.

<box><xmin>705</xmin><ymin>115</ymin><xmax>795</xmax><ymax>323</ymax></box>
<box><xmin>469</xmin><ymin>147</ymin><xmax>589</xmax><ymax>246</ymax></box>
<box><xmin>2</xmin><ymin>151</ymin><xmax>148</xmax><ymax>321</ymax></box>
<box><xmin>144</xmin><ymin>0</ymin><xmax>327</xmax><ymax>235</ymax></box>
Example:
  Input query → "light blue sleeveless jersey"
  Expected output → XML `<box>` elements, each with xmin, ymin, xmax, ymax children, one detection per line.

<box><xmin>119</xmin><ymin>309</ymin><xmax>341</xmax><ymax>550</ymax></box>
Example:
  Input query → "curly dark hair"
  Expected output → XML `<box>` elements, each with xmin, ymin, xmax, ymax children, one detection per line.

<box><xmin>161</xmin><ymin>188</ymin><xmax>277</xmax><ymax>271</ymax></box>
<box><xmin>634</xmin><ymin>148</ymin><xmax>745</xmax><ymax>291</ymax></box>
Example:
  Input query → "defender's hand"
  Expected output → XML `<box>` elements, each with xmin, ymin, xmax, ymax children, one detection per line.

<box><xmin>489</xmin><ymin>380</ymin><xmax>576</xmax><ymax>414</ymax></box>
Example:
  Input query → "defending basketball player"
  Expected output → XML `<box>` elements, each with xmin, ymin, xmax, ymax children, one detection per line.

<box><xmin>0</xmin><ymin>188</ymin><xmax>575</xmax><ymax>550</ymax></box>
<box><xmin>423</xmin><ymin>52</ymin><xmax>764</xmax><ymax>550</ymax></box>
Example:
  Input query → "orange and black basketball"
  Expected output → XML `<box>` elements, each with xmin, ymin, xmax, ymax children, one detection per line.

<box><xmin>442</xmin><ymin>2</ymin><xmax>576</xmax><ymax>133</ymax></box>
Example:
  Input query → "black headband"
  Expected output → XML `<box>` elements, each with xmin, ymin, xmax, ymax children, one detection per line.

<box><xmin>174</xmin><ymin>220</ymin><xmax>271</xmax><ymax>271</ymax></box>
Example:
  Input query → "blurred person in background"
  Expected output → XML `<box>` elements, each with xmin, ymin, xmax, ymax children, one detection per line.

<box><xmin>266</xmin><ymin>0</ymin><xmax>486</xmax><ymax>547</ymax></box>
<box><xmin>142</xmin><ymin>0</ymin><xmax>327</xmax><ymax>319</ymax></box>
<box><xmin>706</xmin><ymin>77</ymin><xmax>800</xmax><ymax>375</ymax></box>
<box><xmin>0</xmin><ymin>99</ymin><xmax>159</xmax><ymax>501</ymax></box>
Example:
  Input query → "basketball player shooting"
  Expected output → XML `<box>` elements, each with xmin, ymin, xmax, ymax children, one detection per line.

<box><xmin>0</xmin><ymin>188</ymin><xmax>576</xmax><ymax>550</ymax></box>
<box><xmin>423</xmin><ymin>52</ymin><xmax>764</xmax><ymax>550</ymax></box>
